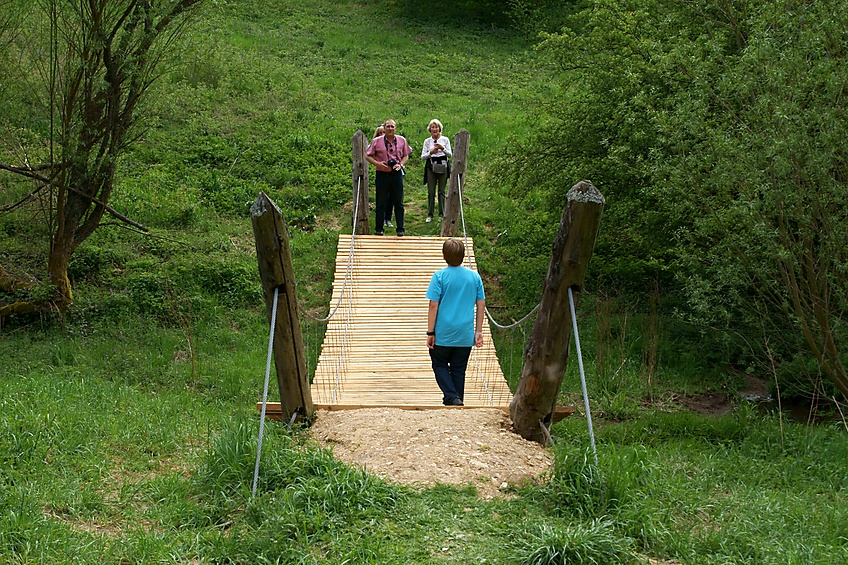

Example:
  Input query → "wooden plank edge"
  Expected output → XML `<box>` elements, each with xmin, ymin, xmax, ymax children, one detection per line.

<box><xmin>256</xmin><ymin>402</ymin><xmax>574</xmax><ymax>420</ymax></box>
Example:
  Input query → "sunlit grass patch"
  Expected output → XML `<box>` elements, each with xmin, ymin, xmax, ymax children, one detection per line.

<box><xmin>512</xmin><ymin>519</ymin><xmax>639</xmax><ymax>565</ymax></box>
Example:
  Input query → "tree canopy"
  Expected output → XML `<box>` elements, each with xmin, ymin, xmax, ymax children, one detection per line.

<box><xmin>500</xmin><ymin>0</ymin><xmax>848</xmax><ymax>397</ymax></box>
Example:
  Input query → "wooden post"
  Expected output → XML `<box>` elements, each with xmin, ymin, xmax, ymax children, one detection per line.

<box><xmin>440</xmin><ymin>129</ymin><xmax>470</xmax><ymax>237</ymax></box>
<box><xmin>250</xmin><ymin>192</ymin><xmax>314</xmax><ymax>422</ymax></box>
<box><xmin>510</xmin><ymin>180</ymin><xmax>605</xmax><ymax>443</ymax></box>
<box><xmin>352</xmin><ymin>130</ymin><xmax>370</xmax><ymax>235</ymax></box>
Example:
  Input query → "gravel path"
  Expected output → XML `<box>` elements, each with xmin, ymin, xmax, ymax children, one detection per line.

<box><xmin>309</xmin><ymin>407</ymin><xmax>553</xmax><ymax>499</ymax></box>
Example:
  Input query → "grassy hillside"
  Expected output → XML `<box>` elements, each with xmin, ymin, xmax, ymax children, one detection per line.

<box><xmin>2</xmin><ymin>1</ymin><xmax>847</xmax><ymax>563</ymax></box>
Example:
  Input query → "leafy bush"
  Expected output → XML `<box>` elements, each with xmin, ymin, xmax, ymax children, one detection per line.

<box><xmin>507</xmin><ymin>0</ymin><xmax>848</xmax><ymax>397</ymax></box>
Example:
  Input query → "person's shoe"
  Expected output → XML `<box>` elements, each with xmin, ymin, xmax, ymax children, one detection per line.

<box><xmin>375</xmin><ymin>231</ymin><xmax>384</xmax><ymax>236</ymax></box>
<box><xmin>426</xmin><ymin>216</ymin><xmax>432</xmax><ymax>223</ymax></box>
<box><xmin>385</xmin><ymin>220</ymin><xmax>393</xmax><ymax>227</ymax></box>
<box><xmin>448</xmin><ymin>397</ymin><xmax>464</xmax><ymax>406</ymax></box>
<box><xmin>396</xmin><ymin>230</ymin><xmax>404</xmax><ymax>237</ymax></box>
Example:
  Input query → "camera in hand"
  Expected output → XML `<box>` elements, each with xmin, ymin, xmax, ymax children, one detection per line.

<box><xmin>387</xmin><ymin>158</ymin><xmax>398</xmax><ymax>168</ymax></box>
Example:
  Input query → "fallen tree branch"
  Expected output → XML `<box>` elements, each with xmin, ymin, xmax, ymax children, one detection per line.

<box><xmin>0</xmin><ymin>160</ymin><xmax>148</xmax><ymax>232</ymax></box>
<box><xmin>102</xmin><ymin>222</ymin><xmax>198</xmax><ymax>249</ymax></box>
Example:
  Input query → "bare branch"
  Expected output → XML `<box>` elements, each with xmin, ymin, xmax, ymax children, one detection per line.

<box><xmin>0</xmin><ymin>183</ymin><xmax>48</xmax><ymax>213</ymax></box>
<box><xmin>0</xmin><ymin>160</ymin><xmax>147</xmax><ymax>232</ymax></box>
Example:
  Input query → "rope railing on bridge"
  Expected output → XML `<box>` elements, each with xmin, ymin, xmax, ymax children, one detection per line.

<box><xmin>297</xmin><ymin>176</ymin><xmax>365</xmax><ymax>404</ymax></box>
<box><xmin>454</xmin><ymin>173</ymin><xmax>542</xmax><ymax>395</ymax></box>
<box><xmin>293</xmin><ymin>171</ymin><xmax>543</xmax><ymax>407</ymax></box>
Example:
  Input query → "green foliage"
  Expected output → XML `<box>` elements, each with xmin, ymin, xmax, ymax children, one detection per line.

<box><xmin>498</xmin><ymin>0</ymin><xmax>848</xmax><ymax>396</ymax></box>
<box><xmin>197</xmin><ymin>417</ymin><xmax>405</xmax><ymax>563</ymax></box>
<box><xmin>505</xmin><ymin>0</ymin><xmax>585</xmax><ymax>37</ymax></box>
<box><xmin>538</xmin><ymin>442</ymin><xmax>655</xmax><ymax>519</ymax></box>
<box><xmin>513</xmin><ymin>519</ymin><xmax>638</xmax><ymax>565</ymax></box>
<box><xmin>3</xmin><ymin>314</ymin><xmax>848</xmax><ymax>563</ymax></box>
<box><xmin>599</xmin><ymin>408</ymin><xmax>753</xmax><ymax>447</ymax></box>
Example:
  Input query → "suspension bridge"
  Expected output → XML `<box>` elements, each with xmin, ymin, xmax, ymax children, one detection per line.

<box><xmin>307</xmin><ymin>233</ymin><xmax>513</xmax><ymax>409</ymax></box>
<box><xmin>254</xmin><ymin>136</ymin><xmax>601</xmax><ymax>445</ymax></box>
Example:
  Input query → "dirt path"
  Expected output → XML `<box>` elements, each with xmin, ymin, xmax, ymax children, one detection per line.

<box><xmin>309</xmin><ymin>407</ymin><xmax>553</xmax><ymax>499</ymax></box>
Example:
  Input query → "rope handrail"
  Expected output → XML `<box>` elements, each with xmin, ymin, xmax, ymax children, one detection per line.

<box><xmin>486</xmin><ymin>303</ymin><xmax>540</xmax><ymax>330</ymax></box>
<box><xmin>456</xmin><ymin>172</ymin><xmax>536</xmax><ymax>403</ymax></box>
<box><xmin>455</xmin><ymin>172</ymin><xmax>541</xmax><ymax>330</ymax></box>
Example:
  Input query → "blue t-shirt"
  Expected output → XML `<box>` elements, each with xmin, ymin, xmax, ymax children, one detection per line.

<box><xmin>426</xmin><ymin>266</ymin><xmax>485</xmax><ymax>347</ymax></box>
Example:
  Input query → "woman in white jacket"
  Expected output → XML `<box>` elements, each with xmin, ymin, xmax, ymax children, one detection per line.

<box><xmin>421</xmin><ymin>119</ymin><xmax>452</xmax><ymax>222</ymax></box>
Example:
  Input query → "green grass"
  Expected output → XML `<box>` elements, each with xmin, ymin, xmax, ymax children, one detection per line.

<box><xmin>2</xmin><ymin>340</ymin><xmax>847</xmax><ymax>564</ymax></box>
<box><xmin>2</xmin><ymin>0</ymin><xmax>847</xmax><ymax>563</ymax></box>
<box><xmin>2</xmin><ymin>307</ymin><xmax>846</xmax><ymax>563</ymax></box>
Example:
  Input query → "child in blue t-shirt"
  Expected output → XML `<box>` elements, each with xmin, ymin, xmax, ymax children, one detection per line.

<box><xmin>425</xmin><ymin>238</ymin><xmax>486</xmax><ymax>406</ymax></box>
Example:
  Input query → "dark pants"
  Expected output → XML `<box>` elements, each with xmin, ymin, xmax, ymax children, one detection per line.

<box><xmin>375</xmin><ymin>170</ymin><xmax>404</xmax><ymax>234</ymax></box>
<box><xmin>429</xmin><ymin>345</ymin><xmax>471</xmax><ymax>405</ymax></box>
<box><xmin>426</xmin><ymin>168</ymin><xmax>447</xmax><ymax>218</ymax></box>
<box><xmin>385</xmin><ymin>190</ymin><xmax>393</xmax><ymax>223</ymax></box>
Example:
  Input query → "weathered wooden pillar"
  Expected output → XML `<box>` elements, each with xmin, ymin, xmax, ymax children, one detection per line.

<box><xmin>250</xmin><ymin>192</ymin><xmax>314</xmax><ymax>422</ymax></box>
<box><xmin>352</xmin><ymin>130</ymin><xmax>370</xmax><ymax>235</ymax></box>
<box><xmin>510</xmin><ymin>180</ymin><xmax>605</xmax><ymax>443</ymax></box>
<box><xmin>441</xmin><ymin>129</ymin><xmax>470</xmax><ymax>237</ymax></box>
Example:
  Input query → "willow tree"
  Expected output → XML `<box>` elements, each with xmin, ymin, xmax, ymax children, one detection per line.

<box><xmin>0</xmin><ymin>0</ymin><xmax>203</xmax><ymax>303</ymax></box>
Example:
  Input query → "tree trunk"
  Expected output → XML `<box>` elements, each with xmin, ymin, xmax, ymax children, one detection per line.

<box><xmin>48</xmin><ymin>224</ymin><xmax>74</xmax><ymax>304</ymax></box>
<box><xmin>0</xmin><ymin>0</ymin><xmax>203</xmax><ymax>305</ymax></box>
<box><xmin>510</xmin><ymin>180</ymin><xmax>605</xmax><ymax>443</ymax></box>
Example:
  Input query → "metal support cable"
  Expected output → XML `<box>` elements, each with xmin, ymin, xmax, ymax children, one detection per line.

<box><xmin>253</xmin><ymin>285</ymin><xmax>279</xmax><ymax>498</ymax></box>
<box><xmin>569</xmin><ymin>286</ymin><xmax>598</xmax><ymax>465</ymax></box>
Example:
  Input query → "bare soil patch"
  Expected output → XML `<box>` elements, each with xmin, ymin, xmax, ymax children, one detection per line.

<box><xmin>309</xmin><ymin>407</ymin><xmax>552</xmax><ymax>499</ymax></box>
<box><xmin>674</xmin><ymin>392</ymin><xmax>734</xmax><ymax>416</ymax></box>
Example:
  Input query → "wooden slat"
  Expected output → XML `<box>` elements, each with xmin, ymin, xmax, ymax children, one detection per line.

<box><xmin>258</xmin><ymin>402</ymin><xmax>574</xmax><ymax>421</ymax></box>
<box><xmin>309</xmin><ymin>234</ymin><xmax>512</xmax><ymax>409</ymax></box>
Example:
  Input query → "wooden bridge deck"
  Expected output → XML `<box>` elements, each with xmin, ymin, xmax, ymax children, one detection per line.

<box><xmin>309</xmin><ymin>234</ymin><xmax>513</xmax><ymax>409</ymax></box>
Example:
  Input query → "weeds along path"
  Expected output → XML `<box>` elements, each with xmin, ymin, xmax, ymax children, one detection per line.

<box><xmin>309</xmin><ymin>407</ymin><xmax>552</xmax><ymax>499</ymax></box>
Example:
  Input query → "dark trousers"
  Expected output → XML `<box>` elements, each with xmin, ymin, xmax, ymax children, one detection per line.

<box><xmin>426</xmin><ymin>168</ymin><xmax>447</xmax><ymax>218</ymax></box>
<box><xmin>375</xmin><ymin>171</ymin><xmax>404</xmax><ymax>233</ymax></box>
<box><xmin>429</xmin><ymin>345</ymin><xmax>471</xmax><ymax>404</ymax></box>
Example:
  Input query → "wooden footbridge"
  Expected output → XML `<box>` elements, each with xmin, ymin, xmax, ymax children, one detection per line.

<box><xmin>309</xmin><ymin>234</ymin><xmax>512</xmax><ymax>409</ymax></box>
<box><xmin>253</xmin><ymin>135</ymin><xmax>603</xmax><ymax>442</ymax></box>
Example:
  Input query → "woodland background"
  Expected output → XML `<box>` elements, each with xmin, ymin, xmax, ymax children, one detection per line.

<box><xmin>1</xmin><ymin>1</ymin><xmax>847</xmax><ymax>563</ymax></box>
